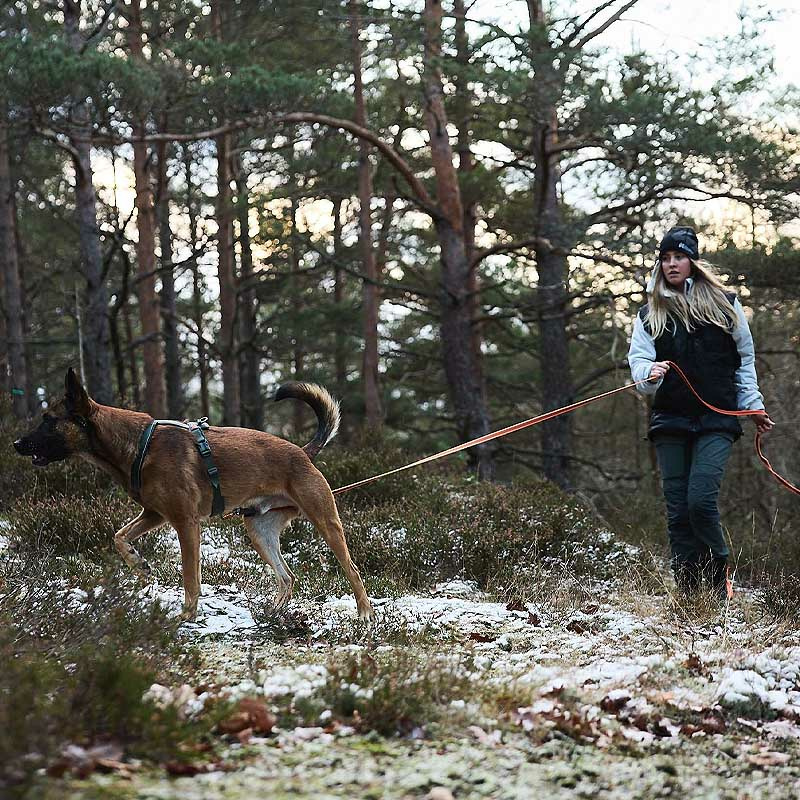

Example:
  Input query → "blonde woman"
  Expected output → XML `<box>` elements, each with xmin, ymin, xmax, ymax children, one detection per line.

<box><xmin>628</xmin><ymin>226</ymin><xmax>773</xmax><ymax>599</ymax></box>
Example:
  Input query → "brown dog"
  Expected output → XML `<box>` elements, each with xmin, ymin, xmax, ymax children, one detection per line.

<box><xmin>13</xmin><ymin>369</ymin><xmax>374</xmax><ymax>621</ymax></box>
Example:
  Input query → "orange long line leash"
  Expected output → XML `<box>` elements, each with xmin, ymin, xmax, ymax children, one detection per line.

<box><xmin>332</xmin><ymin>360</ymin><xmax>799</xmax><ymax>497</ymax></box>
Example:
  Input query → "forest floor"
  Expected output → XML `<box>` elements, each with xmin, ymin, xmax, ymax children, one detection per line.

<box><xmin>4</xmin><ymin>517</ymin><xmax>800</xmax><ymax>800</ymax></box>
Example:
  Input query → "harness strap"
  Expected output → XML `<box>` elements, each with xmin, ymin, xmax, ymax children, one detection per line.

<box><xmin>130</xmin><ymin>418</ymin><xmax>226</xmax><ymax>516</ymax></box>
<box><xmin>189</xmin><ymin>424</ymin><xmax>225</xmax><ymax>516</ymax></box>
<box><xmin>131</xmin><ymin>421</ymin><xmax>158</xmax><ymax>502</ymax></box>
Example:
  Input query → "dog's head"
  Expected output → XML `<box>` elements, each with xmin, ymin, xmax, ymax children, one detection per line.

<box><xmin>13</xmin><ymin>369</ymin><xmax>96</xmax><ymax>467</ymax></box>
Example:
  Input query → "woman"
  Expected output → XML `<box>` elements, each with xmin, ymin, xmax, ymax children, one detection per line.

<box><xmin>628</xmin><ymin>226</ymin><xmax>774</xmax><ymax>599</ymax></box>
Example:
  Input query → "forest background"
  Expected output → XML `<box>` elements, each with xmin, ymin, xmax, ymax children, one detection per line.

<box><xmin>1</xmin><ymin>0</ymin><xmax>798</xmax><ymax>573</ymax></box>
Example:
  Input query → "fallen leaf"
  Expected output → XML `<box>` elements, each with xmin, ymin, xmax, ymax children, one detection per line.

<box><xmin>631</xmin><ymin>713</ymin><xmax>651</xmax><ymax>732</ymax></box>
<box><xmin>47</xmin><ymin>743</ymin><xmax>126</xmax><ymax>779</ymax></box>
<box><xmin>600</xmin><ymin>691</ymin><xmax>631</xmax><ymax>713</ymax></box>
<box><xmin>236</xmin><ymin>727</ymin><xmax>253</xmax><ymax>744</ymax></box>
<box><xmin>165</xmin><ymin>761</ymin><xmax>212</xmax><ymax>776</ymax></box>
<box><xmin>218</xmin><ymin>711</ymin><xmax>251</xmax><ymax>735</ymax></box>
<box><xmin>653</xmin><ymin>717</ymin><xmax>681</xmax><ymax>738</ymax></box>
<box><xmin>683</xmin><ymin>653</ymin><xmax>704</xmax><ymax>675</ymax></box>
<box><xmin>566</xmin><ymin>619</ymin><xmax>589</xmax><ymax>634</ymax></box>
<box><xmin>467</xmin><ymin>725</ymin><xmax>502</xmax><ymax>747</ymax></box>
<box><xmin>238</xmin><ymin>697</ymin><xmax>275</xmax><ymax>734</ymax></box>
<box><xmin>746</xmin><ymin>750</ymin><xmax>791</xmax><ymax>767</ymax></box>
<box><xmin>700</xmin><ymin>714</ymin><xmax>726</xmax><ymax>735</ymax></box>
<box><xmin>218</xmin><ymin>698</ymin><xmax>275</xmax><ymax>736</ymax></box>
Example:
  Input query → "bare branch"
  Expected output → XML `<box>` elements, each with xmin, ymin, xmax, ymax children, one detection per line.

<box><xmin>562</xmin><ymin>0</ymin><xmax>621</xmax><ymax>46</ymax></box>
<box><xmin>573</xmin><ymin>0</ymin><xmax>640</xmax><ymax>50</ymax></box>
<box><xmin>470</xmin><ymin>236</ymin><xmax>560</xmax><ymax>269</ymax></box>
<box><xmin>34</xmin><ymin>127</ymin><xmax>82</xmax><ymax>166</ymax></box>
<box><xmin>88</xmin><ymin>112</ymin><xmax>439</xmax><ymax>216</ymax></box>
<box><xmin>80</xmin><ymin>0</ymin><xmax>119</xmax><ymax>53</ymax></box>
<box><xmin>545</xmin><ymin>136</ymin><xmax>605</xmax><ymax>156</ymax></box>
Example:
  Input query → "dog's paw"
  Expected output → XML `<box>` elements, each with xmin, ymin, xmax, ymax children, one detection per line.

<box><xmin>357</xmin><ymin>603</ymin><xmax>376</xmax><ymax>624</ymax></box>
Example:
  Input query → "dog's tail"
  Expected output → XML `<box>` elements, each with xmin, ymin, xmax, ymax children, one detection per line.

<box><xmin>275</xmin><ymin>382</ymin><xmax>341</xmax><ymax>461</ymax></box>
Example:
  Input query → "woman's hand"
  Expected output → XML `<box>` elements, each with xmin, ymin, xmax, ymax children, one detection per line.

<box><xmin>649</xmin><ymin>361</ymin><xmax>670</xmax><ymax>382</ymax></box>
<box><xmin>751</xmin><ymin>410</ymin><xmax>775</xmax><ymax>434</ymax></box>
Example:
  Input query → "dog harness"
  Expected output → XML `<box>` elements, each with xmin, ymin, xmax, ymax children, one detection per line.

<box><xmin>130</xmin><ymin>417</ymin><xmax>225</xmax><ymax>516</ymax></box>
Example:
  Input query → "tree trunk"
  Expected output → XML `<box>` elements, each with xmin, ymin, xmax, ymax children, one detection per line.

<box><xmin>423</xmin><ymin>0</ymin><xmax>493</xmax><ymax>479</ymax></box>
<box><xmin>109</xmin><ymin>246</ymin><xmax>133</xmax><ymax>404</ymax></box>
<box><xmin>123</xmin><ymin>300</ymin><xmax>141</xmax><ymax>408</ymax></box>
<box><xmin>156</xmin><ymin>137</ymin><xmax>184</xmax><ymax>418</ymax></box>
<box><xmin>212</xmin><ymin>2</ymin><xmax>240</xmax><ymax>426</ymax></box>
<box><xmin>107</xmin><ymin>153</ymin><xmax>128</xmax><ymax>403</ymax></box>
<box><xmin>184</xmin><ymin>146</ymin><xmax>210</xmax><ymax>419</ymax></box>
<box><xmin>350</xmin><ymin>0</ymin><xmax>382</xmax><ymax>429</ymax></box>
<box><xmin>289</xmin><ymin>193</ymin><xmax>304</xmax><ymax>436</ymax></box>
<box><xmin>63</xmin><ymin>0</ymin><xmax>113</xmax><ymax>405</ymax></box>
<box><xmin>235</xmin><ymin>155</ymin><xmax>262</xmax><ymax>430</ymax></box>
<box><xmin>0</xmin><ymin>116</ymin><xmax>27</xmax><ymax>418</ymax></box>
<box><xmin>528</xmin><ymin>0</ymin><xmax>573</xmax><ymax>489</ymax></box>
<box><xmin>332</xmin><ymin>197</ymin><xmax>347</xmax><ymax>400</ymax></box>
<box><xmin>127</xmin><ymin>0</ymin><xmax>166</xmax><ymax>417</ymax></box>
<box><xmin>453</xmin><ymin>0</ymin><xmax>490</xmax><ymax>475</ymax></box>
<box><xmin>0</xmin><ymin>218</ymin><xmax>7</xmax><ymax>400</ymax></box>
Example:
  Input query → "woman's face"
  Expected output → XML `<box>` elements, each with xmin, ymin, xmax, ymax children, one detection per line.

<box><xmin>660</xmin><ymin>251</ymin><xmax>692</xmax><ymax>289</ymax></box>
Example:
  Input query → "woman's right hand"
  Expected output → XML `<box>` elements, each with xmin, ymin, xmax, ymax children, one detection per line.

<box><xmin>649</xmin><ymin>361</ymin><xmax>670</xmax><ymax>382</ymax></box>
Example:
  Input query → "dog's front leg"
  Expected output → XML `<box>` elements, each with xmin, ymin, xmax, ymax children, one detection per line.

<box><xmin>114</xmin><ymin>510</ymin><xmax>164</xmax><ymax>580</ymax></box>
<box><xmin>175</xmin><ymin>518</ymin><xmax>201</xmax><ymax>620</ymax></box>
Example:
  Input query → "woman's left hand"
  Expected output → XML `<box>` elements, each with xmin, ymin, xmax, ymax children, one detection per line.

<box><xmin>751</xmin><ymin>410</ymin><xmax>775</xmax><ymax>434</ymax></box>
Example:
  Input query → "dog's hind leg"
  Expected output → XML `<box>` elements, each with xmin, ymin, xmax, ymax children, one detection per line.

<box><xmin>173</xmin><ymin>517</ymin><xmax>201</xmax><ymax>620</ymax></box>
<box><xmin>114</xmin><ymin>509</ymin><xmax>164</xmax><ymax>579</ymax></box>
<box><xmin>289</xmin><ymin>471</ymin><xmax>374</xmax><ymax>621</ymax></box>
<box><xmin>244</xmin><ymin>509</ymin><xmax>297</xmax><ymax>610</ymax></box>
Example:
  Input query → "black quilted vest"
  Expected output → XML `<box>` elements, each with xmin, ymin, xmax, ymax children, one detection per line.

<box><xmin>638</xmin><ymin>295</ymin><xmax>742</xmax><ymax>438</ymax></box>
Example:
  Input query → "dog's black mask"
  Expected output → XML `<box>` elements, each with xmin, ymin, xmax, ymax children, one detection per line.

<box><xmin>13</xmin><ymin>369</ymin><xmax>93</xmax><ymax>467</ymax></box>
<box><xmin>13</xmin><ymin>413</ymin><xmax>73</xmax><ymax>466</ymax></box>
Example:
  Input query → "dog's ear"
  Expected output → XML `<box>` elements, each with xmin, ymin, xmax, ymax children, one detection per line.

<box><xmin>65</xmin><ymin>368</ymin><xmax>92</xmax><ymax>417</ymax></box>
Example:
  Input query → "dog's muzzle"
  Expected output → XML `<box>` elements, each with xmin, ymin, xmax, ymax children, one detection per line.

<box><xmin>13</xmin><ymin>438</ymin><xmax>49</xmax><ymax>466</ymax></box>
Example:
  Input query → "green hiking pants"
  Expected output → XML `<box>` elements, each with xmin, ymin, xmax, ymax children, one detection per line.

<box><xmin>653</xmin><ymin>432</ymin><xmax>735</xmax><ymax>568</ymax></box>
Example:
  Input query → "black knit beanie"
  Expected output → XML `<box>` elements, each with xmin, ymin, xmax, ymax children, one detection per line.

<box><xmin>658</xmin><ymin>226</ymin><xmax>700</xmax><ymax>260</ymax></box>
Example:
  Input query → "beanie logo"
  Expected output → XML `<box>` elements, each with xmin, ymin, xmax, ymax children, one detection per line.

<box><xmin>677</xmin><ymin>242</ymin><xmax>692</xmax><ymax>254</ymax></box>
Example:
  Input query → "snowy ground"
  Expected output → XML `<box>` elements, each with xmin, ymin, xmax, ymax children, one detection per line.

<box><xmin>8</xmin><ymin>523</ymin><xmax>800</xmax><ymax>798</ymax></box>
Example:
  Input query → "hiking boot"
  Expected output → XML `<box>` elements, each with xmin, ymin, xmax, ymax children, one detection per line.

<box><xmin>673</xmin><ymin>560</ymin><xmax>702</xmax><ymax>597</ymax></box>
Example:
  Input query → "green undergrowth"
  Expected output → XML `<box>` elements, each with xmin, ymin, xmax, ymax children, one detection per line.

<box><xmin>286</xmin><ymin>468</ymin><xmax>620</xmax><ymax>600</ymax></box>
<box><xmin>286</xmin><ymin>648</ymin><xmax>476</xmax><ymax>737</ymax></box>
<box><xmin>0</xmin><ymin>561</ymin><xmax>219</xmax><ymax>789</ymax></box>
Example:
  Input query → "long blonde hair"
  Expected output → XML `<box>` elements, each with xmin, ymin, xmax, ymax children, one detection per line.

<box><xmin>646</xmin><ymin>258</ymin><xmax>738</xmax><ymax>338</ymax></box>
